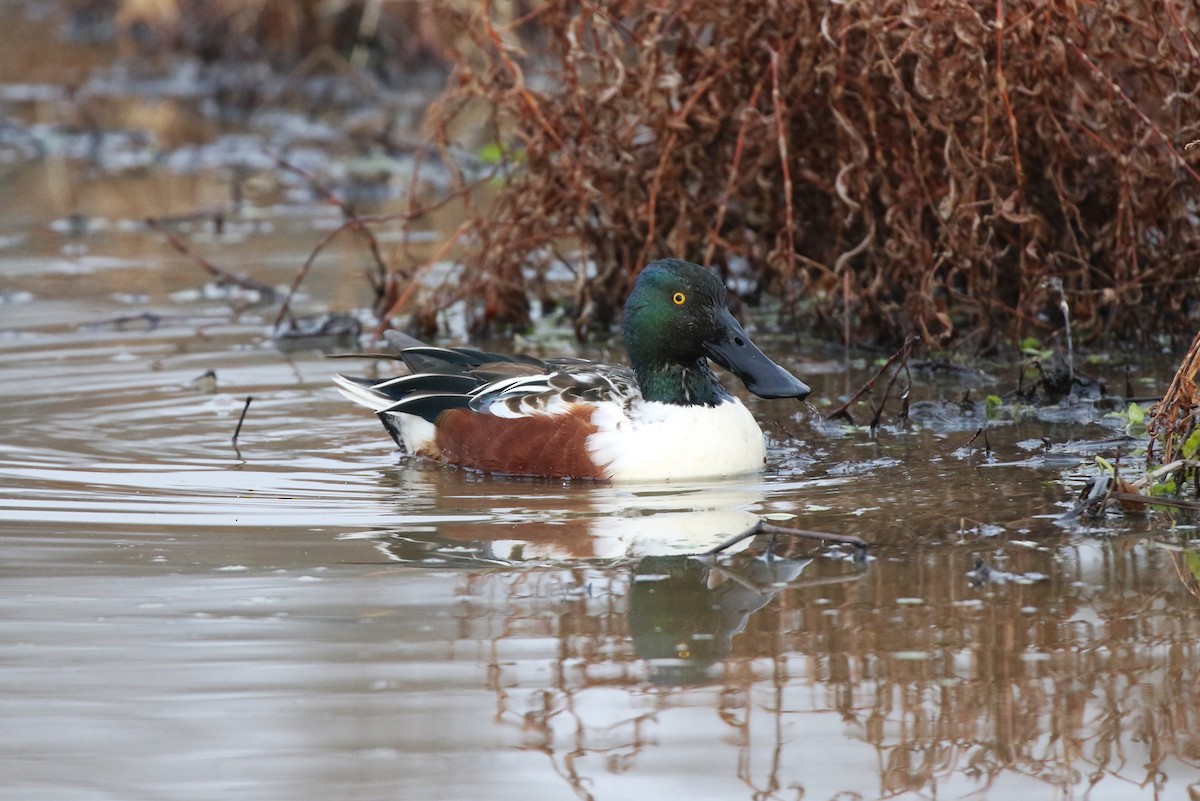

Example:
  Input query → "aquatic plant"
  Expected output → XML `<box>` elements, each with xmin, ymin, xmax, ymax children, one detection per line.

<box><xmin>1149</xmin><ymin>329</ymin><xmax>1200</xmax><ymax>467</ymax></box>
<box><xmin>1063</xmin><ymin>330</ymin><xmax>1200</xmax><ymax>521</ymax></box>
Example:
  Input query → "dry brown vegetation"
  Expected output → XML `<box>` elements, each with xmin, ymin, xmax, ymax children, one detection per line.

<box><xmin>1148</xmin><ymin>327</ymin><xmax>1200</xmax><ymax>464</ymax></box>
<box><xmin>94</xmin><ymin>0</ymin><xmax>1200</xmax><ymax>351</ymax></box>
<box><xmin>417</xmin><ymin>0</ymin><xmax>1200</xmax><ymax>349</ymax></box>
<box><xmin>108</xmin><ymin>0</ymin><xmax>462</xmax><ymax>77</ymax></box>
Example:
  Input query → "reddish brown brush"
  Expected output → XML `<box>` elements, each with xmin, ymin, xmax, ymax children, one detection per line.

<box><xmin>1148</xmin><ymin>328</ymin><xmax>1200</xmax><ymax>466</ymax></box>
<box><xmin>110</xmin><ymin>0</ymin><xmax>461</xmax><ymax>75</ymax></box>
<box><xmin>416</xmin><ymin>0</ymin><xmax>1200</xmax><ymax>347</ymax></box>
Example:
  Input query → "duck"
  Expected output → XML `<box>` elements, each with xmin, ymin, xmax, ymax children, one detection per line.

<box><xmin>333</xmin><ymin>258</ymin><xmax>810</xmax><ymax>481</ymax></box>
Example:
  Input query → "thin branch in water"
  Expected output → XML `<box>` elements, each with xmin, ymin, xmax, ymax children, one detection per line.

<box><xmin>959</xmin><ymin>426</ymin><xmax>992</xmax><ymax>456</ymax></box>
<box><xmin>826</xmin><ymin>334</ymin><xmax>921</xmax><ymax>423</ymax></box>
<box><xmin>271</xmin><ymin>166</ymin><xmax>499</xmax><ymax>334</ymax></box>
<box><xmin>232</xmin><ymin>395</ymin><xmax>253</xmax><ymax>450</ymax></box>
<box><xmin>771</xmin><ymin>420</ymin><xmax>803</xmax><ymax>443</ymax></box>
<box><xmin>1110</xmin><ymin>492</ymin><xmax>1200</xmax><ymax>513</ymax></box>
<box><xmin>870</xmin><ymin>339</ymin><xmax>916</xmax><ymax>431</ymax></box>
<box><xmin>1042</xmin><ymin>276</ymin><xmax>1073</xmax><ymax>384</ymax></box>
<box><xmin>145</xmin><ymin>217</ymin><xmax>275</xmax><ymax>298</ymax></box>
<box><xmin>273</xmin><ymin>223</ymin><xmax>348</xmax><ymax>332</ymax></box>
<box><xmin>272</xmin><ymin>154</ymin><xmax>395</xmax><ymax>293</ymax></box>
<box><xmin>371</xmin><ymin>219</ymin><xmax>477</xmax><ymax>342</ymax></box>
<box><xmin>705</xmin><ymin>520</ymin><xmax>870</xmax><ymax>556</ymax></box>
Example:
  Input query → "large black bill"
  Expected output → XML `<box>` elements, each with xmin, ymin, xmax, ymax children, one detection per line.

<box><xmin>702</xmin><ymin>307</ymin><xmax>811</xmax><ymax>400</ymax></box>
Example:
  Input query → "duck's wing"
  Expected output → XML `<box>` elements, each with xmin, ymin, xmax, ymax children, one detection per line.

<box><xmin>334</xmin><ymin>342</ymin><xmax>639</xmax><ymax>423</ymax></box>
<box><xmin>468</xmin><ymin>362</ymin><xmax>638</xmax><ymax>418</ymax></box>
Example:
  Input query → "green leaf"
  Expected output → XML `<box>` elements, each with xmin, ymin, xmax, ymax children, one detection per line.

<box><xmin>985</xmin><ymin>395</ymin><xmax>1002</xmax><ymax>420</ymax></box>
<box><xmin>1019</xmin><ymin>337</ymin><xmax>1051</xmax><ymax>358</ymax></box>
<box><xmin>1183</xmin><ymin>429</ymin><xmax>1200</xmax><ymax>459</ymax></box>
<box><xmin>1150</xmin><ymin>479</ymin><xmax>1177</xmax><ymax>497</ymax></box>
<box><xmin>1126</xmin><ymin>402</ymin><xmax>1144</xmax><ymax>426</ymax></box>
<box><xmin>477</xmin><ymin>142</ymin><xmax>504</xmax><ymax>165</ymax></box>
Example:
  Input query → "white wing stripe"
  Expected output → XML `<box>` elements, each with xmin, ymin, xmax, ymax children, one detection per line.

<box><xmin>332</xmin><ymin>374</ymin><xmax>393</xmax><ymax>412</ymax></box>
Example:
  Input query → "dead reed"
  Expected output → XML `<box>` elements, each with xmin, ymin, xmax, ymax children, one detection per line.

<box><xmin>418</xmin><ymin>0</ymin><xmax>1200</xmax><ymax>347</ymax></box>
<box><xmin>1148</xmin><ymin>328</ymin><xmax>1200</xmax><ymax>465</ymax></box>
<box><xmin>103</xmin><ymin>0</ymin><xmax>1200</xmax><ymax>350</ymax></box>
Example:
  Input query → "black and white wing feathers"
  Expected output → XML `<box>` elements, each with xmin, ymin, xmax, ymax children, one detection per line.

<box><xmin>334</xmin><ymin>339</ymin><xmax>641</xmax><ymax>423</ymax></box>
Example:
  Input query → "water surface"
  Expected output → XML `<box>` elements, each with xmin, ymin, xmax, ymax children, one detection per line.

<box><xmin>2</xmin><ymin>12</ymin><xmax>1200</xmax><ymax>800</ymax></box>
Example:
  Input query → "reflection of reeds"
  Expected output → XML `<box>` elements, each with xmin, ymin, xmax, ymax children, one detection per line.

<box><xmin>764</xmin><ymin>544</ymin><xmax>1200</xmax><ymax>794</ymax></box>
<box><xmin>463</xmin><ymin>567</ymin><xmax>642</xmax><ymax>801</ymax></box>
<box><xmin>1167</xmin><ymin>549</ymin><xmax>1200</xmax><ymax>604</ymax></box>
<box><xmin>450</xmin><ymin>543</ymin><xmax>1200</xmax><ymax>797</ymax></box>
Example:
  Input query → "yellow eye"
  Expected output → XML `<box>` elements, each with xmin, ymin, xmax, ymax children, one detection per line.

<box><xmin>672</xmin><ymin>291</ymin><xmax>686</xmax><ymax>305</ymax></box>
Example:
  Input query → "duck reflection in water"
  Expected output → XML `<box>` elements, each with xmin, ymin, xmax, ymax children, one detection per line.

<box><xmin>346</xmin><ymin>467</ymin><xmax>867</xmax><ymax>685</ymax></box>
<box><xmin>350</xmin><ymin>463</ymin><xmax>865</xmax><ymax>563</ymax></box>
<box><xmin>629</xmin><ymin>542</ymin><xmax>864</xmax><ymax>685</ymax></box>
<box><xmin>361</xmin><ymin>505</ymin><xmax>865</xmax><ymax>687</ymax></box>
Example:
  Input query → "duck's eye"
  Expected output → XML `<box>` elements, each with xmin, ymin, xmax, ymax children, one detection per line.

<box><xmin>672</xmin><ymin>291</ymin><xmax>686</xmax><ymax>306</ymax></box>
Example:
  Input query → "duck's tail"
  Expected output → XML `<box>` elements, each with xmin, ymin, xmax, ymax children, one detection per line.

<box><xmin>331</xmin><ymin>374</ymin><xmax>394</xmax><ymax>412</ymax></box>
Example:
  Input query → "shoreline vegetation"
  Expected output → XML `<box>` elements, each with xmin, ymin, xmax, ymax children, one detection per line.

<box><xmin>28</xmin><ymin>0</ymin><xmax>1200</xmax><ymax>494</ymax></box>
<box><xmin>65</xmin><ymin>0</ymin><xmax>1200</xmax><ymax>352</ymax></box>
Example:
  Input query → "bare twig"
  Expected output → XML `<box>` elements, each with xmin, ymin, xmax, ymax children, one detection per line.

<box><xmin>145</xmin><ymin>218</ymin><xmax>276</xmax><ymax>298</ymax></box>
<box><xmin>271</xmin><ymin>170</ymin><xmax>497</xmax><ymax>333</ymax></box>
<box><xmin>765</xmin><ymin>43</ymin><xmax>796</xmax><ymax>285</ymax></box>
<box><xmin>826</xmin><ymin>334</ymin><xmax>921</xmax><ymax>422</ymax></box>
<box><xmin>1071</xmin><ymin>45</ymin><xmax>1200</xmax><ymax>187</ymax></box>
<box><xmin>273</xmin><ymin>155</ymin><xmax>395</xmax><ymax>293</ymax></box>
<box><xmin>232</xmin><ymin>395</ymin><xmax>253</xmax><ymax>449</ymax></box>
<box><xmin>994</xmin><ymin>0</ymin><xmax>1025</xmax><ymax>189</ymax></box>
<box><xmin>704</xmin><ymin>78</ymin><xmax>765</xmax><ymax>266</ymax></box>
<box><xmin>705</xmin><ymin>520</ymin><xmax>870</xmax><ymax>556</ymax></box>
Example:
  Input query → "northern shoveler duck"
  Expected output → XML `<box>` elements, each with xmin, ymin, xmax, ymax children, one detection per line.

<box><xmin>334</xmin><ymin>259</ymin><xmax>810</xmax><ymax>481</ymax></box>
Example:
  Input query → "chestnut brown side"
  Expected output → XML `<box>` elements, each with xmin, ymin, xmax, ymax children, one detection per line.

<box><xmin>428</xmin><ymin>405</ymin><xmax>608</xmax><ymax>479</ymax></box>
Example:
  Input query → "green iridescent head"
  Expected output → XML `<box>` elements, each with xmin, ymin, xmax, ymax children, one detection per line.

<box><xmin>622</xmin><ymin>259</ymin><xmax>810</xmax><ymax>406</ymax></box>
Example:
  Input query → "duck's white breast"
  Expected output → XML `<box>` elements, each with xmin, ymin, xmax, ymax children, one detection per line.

<box><xmin>587</xmin><ymin>399</ymin><xmax>768</xmax><ymax>482</ymax></box>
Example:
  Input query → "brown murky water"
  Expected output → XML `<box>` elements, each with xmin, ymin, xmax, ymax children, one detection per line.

<box><xmin>3</xmin><ymin>9</ymin><xmax>1200</xmax><ymax>801</ymax></box>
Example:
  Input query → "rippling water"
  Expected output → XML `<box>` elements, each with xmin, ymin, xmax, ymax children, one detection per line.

<box><xmin>5</xmin><ymin>249</ymin><xmax>1199</xmax><ymax>800</ymax></box>
<box><xmin>3</xmin><ymin>14</ymin><xmax>1200</xmax><ymax>798</ymax></box>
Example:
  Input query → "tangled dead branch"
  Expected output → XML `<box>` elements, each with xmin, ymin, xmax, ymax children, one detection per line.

<box><xmin>1148</xmin><ymin>328</ymin><xmax>1200</xmax><ymax>466</ymax></box>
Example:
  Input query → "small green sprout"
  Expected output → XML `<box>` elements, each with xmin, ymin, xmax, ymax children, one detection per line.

<box><xmin>984</xmin><ymin>394</ymin><xmax>1002</xmax><ymax>420</ymax></box>
<box><xmin>1182</xmin><ymin>429</ymin><xmax>1200</xmax><ymax>460</ymax></box>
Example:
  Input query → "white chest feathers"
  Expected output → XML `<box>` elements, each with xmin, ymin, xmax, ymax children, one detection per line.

<box><xmin>587</xmin><ymin>399</ymin><xmax>768</xmax><ymax>482</ymax></box>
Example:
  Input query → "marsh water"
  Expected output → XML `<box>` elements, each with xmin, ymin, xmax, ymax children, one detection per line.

<box><xmin>4</xmin><ymin>11</ymin><xmax>1200</xmax><ymax>801</ymax></box>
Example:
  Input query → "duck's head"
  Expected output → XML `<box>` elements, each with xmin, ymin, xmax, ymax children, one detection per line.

<box><xmin>623</xmin><ymin>259</ymin><xmax>811</xmax><ymax>405</ymax></box>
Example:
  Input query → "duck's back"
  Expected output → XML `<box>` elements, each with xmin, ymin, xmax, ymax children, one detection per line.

<box><xmin>334</xmin><ymin>340</ymin><xmax>640</xmax><ymax>479</ymax></box>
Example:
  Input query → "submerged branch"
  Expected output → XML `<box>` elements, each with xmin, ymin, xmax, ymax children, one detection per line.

<box><xmin>826</xmin><ymin>334</ymin><xmax>920</xmax><ymax>425</ymax></box>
